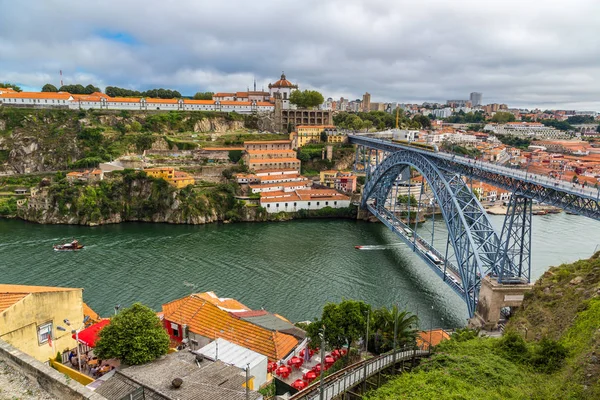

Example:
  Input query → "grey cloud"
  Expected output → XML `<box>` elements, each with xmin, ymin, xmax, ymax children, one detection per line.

<box><xmin>1</xmin><ymin>0</ymin><xmax>599</xmax><ymax>109</ymax></box>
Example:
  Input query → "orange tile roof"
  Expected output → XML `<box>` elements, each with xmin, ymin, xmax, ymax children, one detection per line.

<box><xmin>417</xmin><ymin>329</ymin><xmax>451</xmax><ymax>350</ymax></box>
<box><xmin>244</xmin><ymin>140</ymin><xmax>292</xmax><ymax>145</ymax></box>
<box><xmin>220</xmin><ymin>100</ymin><xmax>252</xmax><ymax>106</ymax></box>
<box><xmin>260</xmin><ymin>194</ymin><xmax>301</xmax><ymax>203</ymax></box>
<box><xmin>0</xmin><ymin>91</ymin><xmax>73</xmax><ymax>100</ymax></box>
<box><xmin>145</xmin><ymin>98</ymin><xmax>180</xmax><ymax>104</ymax></box>
<box><xmin>105</xmin><ymin>97</ymin><xmax>142</xmax><ymax>103</ymax></box>
<box><xmin>196</xmin><ymin>291</ymin><xmax>250</xmax><ymax>311</ymax></box>
<box><xmin>184</xmin><ymin>99</ymin><xmax>216</xmax><ymax>105</ymax></box>
<box><xmin>296</xmin><ymin>125</ymin><xmax>335</xmax><ymax>129</ymax></box>
<box><xmin>83</xmin><ymin>302</ymin><xmax>102</xmax><ymax>323</ymax></box>
<box><xmin>162</xmin><ymin>294</ymin><xmax>298</xmax><ymax>361</ymax></box>
<box><xmin>214</xmin><ymin>93</ymin><xmax>235</xmax><ymax>97</ymax></box>
<box><xmin>199</xmin><ymin>147</ymin><xmax>245</xmax><ymax>151</ymax></box>
<box><xmin>236</xmin><ymin>92</ymin><xmax>249</xmax><ymax>97</ymax></box>
<box><xmin>248</xmin><ymin>157</ymin><xmax>300</xmax><ymax>164</ymax></box>
<box><xmin>246</xmin><ymin>149</ymin><xmax>296</xmax><ymax>155</ymax></box>
<box><xmin>0</xmin><ymin>284</ymin><xmax>80</xmax><ymax>313</ymax></box>
<box><xmin>249</xmin><ymin>180</ymin><xmax>310</xmax><ymax>189</ymax></box>
<box><xmin>256</xmin><ymin>102</ymin><xmax>274</xmax><ymax>107</ymax></box>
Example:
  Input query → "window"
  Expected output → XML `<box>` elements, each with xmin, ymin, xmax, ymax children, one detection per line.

<box><xmin>169</xmin><ymin>322</ymin><xmax>181</xmax><ymax>337</ymax></box>
<box><xmin>276</xmin><ymin>203</ymin><xmax>279</xmax><ymax>207</ymax></box>
<box><xmin>267</xmin><ymin>204</ymin><xmax>270</xmax><ymax>208</ymax></box>
<box><xmin>334</xmin><ymin>201</ymin><xmax>337</xmax><ymax>205</ymax></box>
<box><xmin>37</xmin><ymin>322</ymin><xmax>52</xmax><ymax>344</ymax></box>
<box><xmin>285</xmin><ymin>203</ymin><xmax>288</xmax><ymax>207</ymax></box>
<box><xmin>317</xmin><ymin>202</ymin><xmax>320</xmax><ymax>206</ymax></box>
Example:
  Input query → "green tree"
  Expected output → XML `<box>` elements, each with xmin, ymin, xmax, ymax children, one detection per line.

<box><xmin>370</xmin><ymin>305</ymin><xmax>418</xmax><ymax>354</ymax></box>
<box><xmin>193</xmin><ymin>92</ymin><xmax>214</xmax><ymax>100</ymax></box>
<box><xmin>397</xmin><ymin>194</ymin><xmax>417</xmax><ymax>207</ymax></box>
<box><xmin>307</xmin><ymin>300</ymin><xmax>370</xmax><ymax>354</ymax></box>
<box><xmin>491</xmin><ymin>112</ymin><xmax>516</xmax><ymax>123</ymax></box>
<box><xmin>596</xmin><ymin>124</ymin><xmax>600</xmax><ymax>133</ymax></box>
<box><xmin>0</xmin><ymin>82</ymin><xmax>21</xmax><ymax>92</ymax></box>
<box><xmin>41</xmin><ymin>83</ymin><xmax>58</xmax><ymax>92</ymax></box>
<box><xmin>289</xmin><ymin>89</ymin><xmax>324</xmax><ymax>108</ymax></box>
<box><xmin>228</xmin><ymin>150</ymin><xmax>243</xmax><ymax>163</ymax></box>
<box><xmin>413</xmin><ymin>114</ymin><xmax>431</xmax><ymax>129</ymax></box>
<box><xmin>59</xmin><ymin>84</ymin><xmax>100</xmax><ymax>94</ymax></box>
<box><xmin>320</xmin><ymin>130</ymin><xmax>328</xmax><ymax>142</ymax></box>
<box><xmin>94</xmin><ymin>303</ymin><xmax>170</xmax><ymax>365</ymax></box>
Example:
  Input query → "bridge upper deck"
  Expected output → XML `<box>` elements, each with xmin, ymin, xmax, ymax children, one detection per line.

<box><xmin>350</xmin><ymin>135</ymin><xmax>600</xmax><ymax>219</ymax></box>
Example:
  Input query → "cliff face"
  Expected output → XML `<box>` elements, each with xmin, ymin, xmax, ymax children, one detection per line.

<box><xmin>18</xmin><ymin>172</ymin><xmax>267</xmax><ymax>226</ymax></box>
<box><xmin>0</xmin><ymin>108</ymin><xmax>253</xmax><ymax>174</ymax></box>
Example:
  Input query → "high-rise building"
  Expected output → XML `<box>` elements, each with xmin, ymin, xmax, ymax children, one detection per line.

<box><xmin>470</xmin><ymin>92</ymin><xmax>483</xmax><ymax>106</ymax></box>
<box><xmin>362</xmin><ymin>92</ymin><xmax>371</xmax><ymax>112</ymax></box>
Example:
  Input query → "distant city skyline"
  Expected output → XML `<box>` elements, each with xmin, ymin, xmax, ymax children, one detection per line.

<box><xmin>1</xmin><ymin>0</ymin><xmax>599</xmax><ymax>111</ymax></box>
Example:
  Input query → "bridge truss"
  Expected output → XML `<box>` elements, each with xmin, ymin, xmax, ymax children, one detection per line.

<box><xmin>350</xmin><ymin>135</ymin><xmax>600</xmax><ymax>317</ymax></box>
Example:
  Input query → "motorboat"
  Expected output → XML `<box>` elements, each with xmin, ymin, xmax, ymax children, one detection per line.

<box><xmin>53</xmin><ymin>239</ymin><xmax>84</xmax><ymax>251</ymax></box>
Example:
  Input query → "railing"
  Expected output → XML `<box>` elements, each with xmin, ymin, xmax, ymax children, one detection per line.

<box><xmin>289</xmin><ymin>347</ymin><xmax>429</xmax><ymax>400</ymax></box>
<box><xmin>350</xmin><ymin>135</ymin><xmax>600</xmax><ymax>201</ymax></box>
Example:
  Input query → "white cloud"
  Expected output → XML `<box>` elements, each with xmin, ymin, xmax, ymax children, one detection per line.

<box><xmin>1</xmin><ymin>0</ymin><xmax>599</xmax><ymax>109</ymax></box>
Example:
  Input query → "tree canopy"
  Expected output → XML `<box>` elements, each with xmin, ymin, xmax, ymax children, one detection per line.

<box><xmin>412</xmin><ymin>114</ymin><xmax>431</xmax><ymax>129</ymax></box>
<box><xmin>445</xmin><ymin>111</ymin><xmax>485</xmax><ymax>124</ymax></box>
<box><xmin>41</xmin><ymin>83</ymin><xmax>58</xmax><ymax>92</ymax></box>
<box><xmin>0</xmin><ymin>82</ymin><xmax>21</xmax><ymax>92</ymax></box>
<box><xmin>193</xmin><ymin>92</ymin><xmax>214</xmax><ymax>100</ymax></box>
<box><xmin>105</xmin><ymin>86</ymin><xmax>182</xmax><ymax>99</ymax></box>
<box><xmin>369</xmin><ymin>305</ymin><xmax>418</xmax><ymax>354</ymax></box>
<box><xmin>566</xmin><ymin>115</ymin><xmax>595</xmax><ymax>125</ymax></box>
<box><xmin>490</xmin><ymin>111</ymin><xmax>516</xmax><ymax>123</ymax></box>
<box><xmin>306</xmin><ymin>299</ymin><xmax>370</xmax><ymax>352</ymax></box>
<box><xmin>540</xmin><ymin>119</ymin><xmax>574</xmax><ymax>132</ymax></box>
<box><xmin>94</xmin><ymin>303</ymin><xmax>170</xmax><ymax>365</ymax></box>
<box><xmin>58</xmin><ymin>84</ymin><xmax>101</xmax><ymax>95</ymax></box>
<box><xmin>334</xmin><ymin>110</ymin><xmax>419</xmax><ymax>131</ymax></box>
<box><xmin>289</xmin><ymin>89</ymin><xmax>324</xmax><ymax>108</ymax></box>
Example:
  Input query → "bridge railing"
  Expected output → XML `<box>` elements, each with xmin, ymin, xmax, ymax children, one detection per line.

<box><xmin>289</xmin><ymin>347</ymin><xmax>430</xmax><ymax>400</ymax></box>
<box><xmin>350</xmin><ymin>135</ymin><xmax>600</xmax><ymax>202</ymax></box>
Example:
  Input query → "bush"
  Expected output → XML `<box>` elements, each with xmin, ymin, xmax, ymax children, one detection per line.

<box><xmin>496</xmin><ymin>331</ymin><xmax>529</xmax><ymax>363</ymax></box>
<box><xmin>530</xmin><ymin>338</ymin><xmax>568</xmax><ymax>373</ymax></box>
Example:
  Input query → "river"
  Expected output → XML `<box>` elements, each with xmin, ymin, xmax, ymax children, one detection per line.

<box><xmin>1</xmin><ymin>213</ymin><xmax>599</xmax><ymax>329</ymax></box>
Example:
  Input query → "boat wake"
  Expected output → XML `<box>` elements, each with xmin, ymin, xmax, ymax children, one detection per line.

<box><xmin>355</xmin><ymin>244</ymin><xmax>405</xmax><ymax>251</ymax></box>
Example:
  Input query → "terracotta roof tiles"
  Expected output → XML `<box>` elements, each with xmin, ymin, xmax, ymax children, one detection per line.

<box><xmin>162</xmin><ymin>294</ymin><xmax>298</xmax><ymax>361</ymax></box>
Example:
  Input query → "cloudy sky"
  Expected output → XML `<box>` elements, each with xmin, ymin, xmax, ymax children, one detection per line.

<box><xmin>1</xmin><ymin>0</ymin><xmax>599</xmax><ymax>110</ymax></box>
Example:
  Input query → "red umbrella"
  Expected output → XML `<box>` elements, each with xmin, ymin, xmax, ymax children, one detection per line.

<box><xmin>331</xmin><ymin>349</ymin><xmax>341</xmax><ymax>359</ymax></box>
<box><xmin>291</xmin><ymin>379</ymin><xmax>308</xmax><ymax>391</ymax></box>
<box><xmin>300</xmin><ymin>348</ymin><xmax>315</xmax><ymax>359</ymax></box>
<box><xmin>303</xmin><ymin>370</ymin><xmax>317</xmax><ymax>382</ymax></box>
<box><xmin>312</xmin><ymin>364</ymin><xmax>323</xmax><ymax>373</ymax></box>
<box><xmin>340</xmin><ymin>348</ymin><xmax>348</xmax><ymax>356</ymax></box>
<box><xmin>324</xmin><ymin>355</ymin><xmax>335</xmax><ymax>365</ymax></box>
<box><xmin>288</xmin><ymin>356</ymin><xmax>303</xmax><ymax>368</ymax></box>
<box><xmin>71</xmin><ymin>319</ymin><xmax>110</xmax><ymax>347</ymax></box>
<box><xmin>267</xmin><ymin>361</ymin><xmax>278</xmax><ymax>373</ymax></box>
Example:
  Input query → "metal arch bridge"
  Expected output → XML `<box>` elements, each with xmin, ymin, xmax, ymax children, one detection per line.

<box><xmin>349</xmin><ymin>134</ymin><xmax>600</xmax><ymax>318</ymax></box>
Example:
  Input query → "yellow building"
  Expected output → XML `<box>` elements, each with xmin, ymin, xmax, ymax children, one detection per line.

<box><xmin>320</xmin><ymin>170</ymin><xmax>339</xmax><ymax>188</ymax></box>
<box><xmin>0</xmin><ymin>284</ymin><xmax>86</xmax><ymax>362</ymax></box>
<box><xmin>144</xmin><ymin>167</ymin><xmax>195</xmax><ymax>188</ymax></box>
<box><xmin>296</xmin><ymin>125</ymin><xmax>336</xmax><ymax>147</ymax></box>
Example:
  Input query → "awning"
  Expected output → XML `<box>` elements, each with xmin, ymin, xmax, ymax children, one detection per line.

<box><xmin>72</xmin><ymin>319</ymin><xmax>110</xmax><ymax>347</ymax></box>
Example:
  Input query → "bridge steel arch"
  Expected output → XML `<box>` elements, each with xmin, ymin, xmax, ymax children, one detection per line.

<box><xmin>362</xmin><ymin>150</ymin><xmax>510</xmax><ymax>317</ymax></box>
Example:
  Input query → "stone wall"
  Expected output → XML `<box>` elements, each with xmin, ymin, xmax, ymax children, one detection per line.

<box><xmin>0</xmin><ymin>339</ymin><xmax>107</xmax><ymax>400</ymax></box>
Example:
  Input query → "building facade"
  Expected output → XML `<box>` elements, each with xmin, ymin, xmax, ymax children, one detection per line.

<box><xmin>144</xmin><ymin>167</ymin><xmax>195</xmax><ymax>188</ymax></box>
<box><xmin>0</xmin><ymin>284</ymin><xmax>85</xmax><ymax>362</ymax></box>
<box><xmin>469</xmin><ymin>92</ymin><xmax>483</xmax><ymax>106</ymax></box>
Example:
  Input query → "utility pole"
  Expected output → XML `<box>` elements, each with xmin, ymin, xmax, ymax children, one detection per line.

<box><xmin>245</xmin><ymin>363</ymin><xmax>250</xmax><ymax>400</ymax></box>
<box><xmin>319</xmin><ymin>326</ymin><xmax>326</xmax><ymax>400</ymax></box>
<box><xmin>365</xmin><ymin>309</ymin><xmax>370</xmax><ymax>354</ymax></box>
<box><xmin>392</xmin><ymin>303</ymin><xmax>398</xmax><ymax>374</ymax></box>
<box><xmin>429</xmin><ymin>306</ymin><xmax>434</xmax><ymax>352</ymax></box>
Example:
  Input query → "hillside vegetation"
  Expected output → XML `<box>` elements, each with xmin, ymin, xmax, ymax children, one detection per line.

<box><xmin>365</xmin><ymin>253</ymin><xmax>600</xmax><ymax>399</ymax></box>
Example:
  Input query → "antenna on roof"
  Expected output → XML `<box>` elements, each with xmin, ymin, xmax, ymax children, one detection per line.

<box><xmin>254</xmin><ymin>78</ymin><xmax>256</xmax><ymax>92</ymax></box>
<box><xmin>59</xmin><ymin>70</ymin><xmax>63</xmax><ymax>87</ymax></box>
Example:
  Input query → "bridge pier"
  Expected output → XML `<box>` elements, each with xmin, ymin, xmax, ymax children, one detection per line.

<box><xmin>470</xmin><ymin>276</ymin><xmax>533</xmax><ymax>330</ymax></box>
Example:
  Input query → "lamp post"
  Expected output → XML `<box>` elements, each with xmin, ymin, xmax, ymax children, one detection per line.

<box><xmin>364</xmin><ymin>309</ymin><xmax>370</xmax><ymax>355</ymax></box>
<box><xmin>429</xmin><ymin>306</ymin><xmax>434</xmax><ymax>352</ymax></box>
<box><xmin>59</xmin><ymin>316</ymin><xmax>89</xmax><ymax>373</ymax></box>
<box><xmin>318</xmin><ymin>326</ymin><xmax>326</xmax><ymax>400</ymax></box>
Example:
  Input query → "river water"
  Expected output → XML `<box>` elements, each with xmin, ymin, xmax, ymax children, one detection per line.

<box><xmin>1</xmin><ymin>214</ymin><xmax>599</xmax><ymax>329</ymax></box>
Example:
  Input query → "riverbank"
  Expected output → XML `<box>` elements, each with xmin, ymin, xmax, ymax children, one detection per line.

<box><xmin>486</xmin><ymin>204</ymin><xmax>563</xmax><ymax>216</ymax></box>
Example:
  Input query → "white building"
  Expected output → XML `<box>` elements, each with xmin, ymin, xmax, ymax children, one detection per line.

<box><xmin>195</xmin><ymin>338</ymin><xmax>268</xmax><ymax>389</ymax></box>
<box><xmin>432</xmin><ymin>108</ymin><xmax>453</xmax><ymax>118</ymax></box>
<box><xmin>486</xmin><ymin>122</ymin><xmax>571</xmax><ymax>139</ymax></box>
<box><xmin>260</xmin><ymin>189</ymin><xmax>351</xmax><ymax>213</ymax></box>
<box><xmin>268</xmin><ymin>73</ymin><xmax>298</xmax><ymax>110</ymax></box>
<box><xmin>393</xmin><ymin>130</ymin><xmax>420</xmax><ymax>142</ymax></box>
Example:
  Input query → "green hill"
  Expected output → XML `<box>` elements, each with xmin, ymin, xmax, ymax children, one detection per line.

<box><xmin>365</xmin><ymin>252</ymin><xmax>600</xmax><ymax>399</ymax></box>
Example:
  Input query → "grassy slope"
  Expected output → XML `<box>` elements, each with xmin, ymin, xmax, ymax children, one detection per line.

<box><xmin>366</xmin><ymin>253</ymin><xmax>600</xmax><ymax>400</ymax></box>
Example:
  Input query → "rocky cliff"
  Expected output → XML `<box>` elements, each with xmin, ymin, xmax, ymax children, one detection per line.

<box><xmin>0</xmin><ymin>108</ymin><xmax>254</xmax><ymax>174</ymax></box>
<box><xmin>18</xmin><ymin>171</ymin><xmax>267</xmax><ymax>226</ymax></box>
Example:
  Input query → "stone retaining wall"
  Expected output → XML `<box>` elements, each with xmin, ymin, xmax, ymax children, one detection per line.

<box><xmin>0</xmin><ymin>339</ymin><xmax>107</xmax><ymax>400</ymax></box>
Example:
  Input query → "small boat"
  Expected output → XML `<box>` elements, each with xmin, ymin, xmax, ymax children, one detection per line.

<box><xmin>53</xmin><ymin>239</ymin><xmax>84</xmax><ymax>251</ymax></box>
<box><xmin>354</xmin><ymin>245</ymin><xmax>362</xmax><ymax>250</ymax></box>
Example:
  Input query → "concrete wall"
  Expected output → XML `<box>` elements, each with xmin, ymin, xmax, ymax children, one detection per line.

<box><xmin>0</xmin><ymin>290</ymin><xmax>84</xmax><ymax>362</ymax></box>
<box><xmin>262</xmin><ymin>198</ymin><xmax>351</xmax><ymax>213</ymax></box>
<box><xmin>0</xmin><ymin>339</ymin><xmax>107</xmax><ymax>400</ymax></box>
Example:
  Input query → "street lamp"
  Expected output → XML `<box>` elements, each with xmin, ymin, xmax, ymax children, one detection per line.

<box><xmin>58</xmin><ymin>316</ymin><xmax>90</xmax><ymax>372</ymax></box>
<box><xmin>114</xmin><ymin>304</ymin><xmax>121</xmax><ymax>316</ymax></box>
<box><xmin>318</xmin><ymin>326</ymin><xmax>326</xmax><ymax>400</ymax></box>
